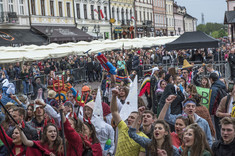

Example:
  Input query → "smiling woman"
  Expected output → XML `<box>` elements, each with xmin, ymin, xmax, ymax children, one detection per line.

<box><xmin>182</xmin><ymin>124</ymin><xmax>213</xmax><ymax>156</ymax></box>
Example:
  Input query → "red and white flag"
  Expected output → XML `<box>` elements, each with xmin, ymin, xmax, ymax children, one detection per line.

<box><xmin>131</xmin><ymin>16</ymin><xmax>135</xmax><ymax>21</ymax></box>
<box><xmin>94</xmin><ymin>9</ymin><xmax>99</xmax><ymax>14</ymax></box>
<box><xmin>100</xmin><ymin>9</ymin><xmax>104</xmax><ymax>19</ymax></box>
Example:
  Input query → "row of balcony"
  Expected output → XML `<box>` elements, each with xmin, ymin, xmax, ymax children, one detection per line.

<box><xmin>0</xmin><ymin>12</ymin><xmax>18</xmax><ymax>24</ymax></box>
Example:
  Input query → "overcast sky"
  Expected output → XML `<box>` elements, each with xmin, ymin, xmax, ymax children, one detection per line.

<box><xmin>176</xmin><ymin>0</ymin><xmax>227</xmax><ymax>24</ymax></box>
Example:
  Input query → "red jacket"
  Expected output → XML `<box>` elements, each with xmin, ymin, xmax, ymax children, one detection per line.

<box><xmin>0</xmin><ymin>126</ymin><xmax>26</xmax><ymax>156</ymax></box>
<box><xmin>26</xmin><ymin>141</ymin><xmax>53</xmax><ymax>156</ymax></box>
<box><xmin>64</xmin><ymin>119</ymin><xmax>84</xmax><ymax>156</ymax></box>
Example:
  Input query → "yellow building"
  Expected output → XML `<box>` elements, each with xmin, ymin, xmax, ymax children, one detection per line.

<box><xmin>110</xmin><ymin>0</ymin><xmax>135</xmax><ymax>39</ymax></box>
<box><xmin>166</xmin><ymin>0</ymin><xmax>174</xmax><ymax>36</ymax></box>
<box><xmin>29</xmin><ymin>0</ymin><xmax>92</xmax><ymax>43</ymax></box>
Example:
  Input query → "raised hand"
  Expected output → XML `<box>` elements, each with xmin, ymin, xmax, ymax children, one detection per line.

<box><xmin>165</xmin><ymin>95</ymin><xmax>177</xmax><ymax>104</ymax></box>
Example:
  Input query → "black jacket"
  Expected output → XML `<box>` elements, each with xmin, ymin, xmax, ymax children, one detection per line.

<box><xmin>212</xmin><ymin>138</ymin><xmax>235</xmax><ymax>156</ymax></box>
<box><xmin>158</xmin><ymin>84</ymin><xmax>185</xmax><ymax>115</ymax></box>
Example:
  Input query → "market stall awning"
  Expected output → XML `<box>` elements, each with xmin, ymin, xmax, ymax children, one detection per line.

<box><xmin>32</xmin><ymin>26</ymin><xmax>93</xmax><ymax>42</ymax></box>
<box><xmin>165</xmin><ymin>31</ymin><xmax>219</xmax><ymax>51</ymax></box>
<box><xmin>224</xmin><ymin>11</ymin><xmax>235</xmax><ymax>24</ymax></box>
<box><xmin>0</xmin><ymin>29</ymin><xmax>47</xmax><ymax>46</ymax></box>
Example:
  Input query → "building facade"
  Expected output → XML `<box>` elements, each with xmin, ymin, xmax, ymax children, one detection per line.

<box><xmin>225</xmin><ymin>0</ymin><xmax>235</xmax><ymax>42</ymax></box>
<box><xmin>111</xmin><ymin>0</ymin><xmax>135</xmax><ymax>39</ymax></box>
<box><xmin>166</xmin><ymin>0</ymin><xmax>174</xmax><ymax>36</ymax></box>
<box><xmin>184</xmin><ymin>13</ymin><xmax>197</xmax><ymax>32</ymax></box>
<box><xmin>153</xmin><ymin>0</ymin><xmax>167</xmax><ymax>36</ymax></box>
<box><xmin>74</xmin><ymin>0</ymin><xmax>111</xmax><ymax>39</ymax></box>
<box><xmin>134</xmin><ymin>0</ymin><xmax>154</xmax><ymax>37</ymax></box>
<box><xmin>173</xmin><ymin>2</ymin><xmax>185</xmax><ymax>35</ymax></box>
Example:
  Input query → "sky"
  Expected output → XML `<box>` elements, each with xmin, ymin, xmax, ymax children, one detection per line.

<box><xmin>176</xmin><ymin>0</ymin><xmax>227</xmax><ymax>24</ymax></box>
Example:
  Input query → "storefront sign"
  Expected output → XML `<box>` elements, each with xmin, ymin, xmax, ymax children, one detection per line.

<box><xmin>137</xmin><ymin>27</ymin><xmax>144</xmax><ymax>33</ymax></box>
<box><xmin>54</xmin><ymin>28</ymin><xmax>78</xmax><ymax>36</ymax></box>
<box><xmin>114</xmin><ymin>27</ymin><xmax>122</xmax><ymax>33</ymax></box>
<box><xmin>0</xmin><ymin>31</ymin><xmax>15</xmax><ymax>41</ymax></box>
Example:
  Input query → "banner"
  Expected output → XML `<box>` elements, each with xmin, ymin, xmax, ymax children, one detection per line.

<box><xmin>196</xmin><ymin>86</ymin><xmax>211</xmax><ymax>109</ymax></box>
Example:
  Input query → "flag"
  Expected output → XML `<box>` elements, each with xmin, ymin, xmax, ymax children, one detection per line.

<box><xmin>196</xmin><ymin>86</ymin><xmax>211</xmax><ymax>109</ymax></box>
<box><xmin>100</xmin><ymin>9</ymin><xmax>104</xmax><ymax>19</ymax></box>
<box><xmin>94</xmin><ymin>9</ymin><xmax>99</xmax><ymax>14</ymax></box>
<box><xmin>131</xmin><ymin>16</ymin><xmax>135</xmax><ymax>21</ymax></box>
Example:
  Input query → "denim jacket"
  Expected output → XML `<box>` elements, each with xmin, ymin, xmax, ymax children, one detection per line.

<box><xmin>128</xmin><ymin>127</ymin><xmax>180</xmax><ymax>156</ymax></box>
<box><xmin>164</xmin><ymin>105</ymin><xmax>213</xmax><ymax>147</ymax></box>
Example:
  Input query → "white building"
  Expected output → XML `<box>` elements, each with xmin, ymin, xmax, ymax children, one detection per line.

<box><xmin>74</xmin><ymin>0</ymin><xmax>111</xmax><ymax>39</ymax></box>
<box><xmin>135</xmin><ymin>0</ymin><xmax>154</xmax><ymax>37</ymax></box>
<box><xmin>166</xmin><ymin>0</ymin><xmax>174</xmax><ymax>36</ymax></box>
<box><xmin>184</xmin><ymin>13</ymin><xmax>197</xmax><ymax>32</ymax></box>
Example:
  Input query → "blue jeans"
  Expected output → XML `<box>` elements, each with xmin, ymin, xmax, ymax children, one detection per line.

<box><xmin>22</xmin><ymin>80</ymin><xmax>29</xmax><ymax>95</ymax></box>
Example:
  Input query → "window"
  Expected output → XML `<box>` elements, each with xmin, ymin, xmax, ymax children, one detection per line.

<box><xmin>143</xmin><ymin>11</ymin><xmax>145</xmax><ymax>21</ymax></box>
<box><xmin>84</xmin><ymin>4</ymin><xmax>87</xmax><ymax>19</ymax></box>
<box><xmin>126</xmin><ymin>9</ymin><xmax>128</xmax><ymax>21</ymax></box>
<box><xmin>8</xmin><ymin>0</ymin><xmax>13</xmax><ymax>12</ymax></box>
<box><xmin>0</xmin><ymin>0</ymin><xmax>3</xmax><ymax>14</ymax></box>
<box><xmin>130</xmin><ymin>9</ymin><xmax>132</xmax><ymax>19</ymax></box>
<box><xmin>104</xmin><ymin>6</ymin><xmax>107</xmax><ymax>20</ymax></box>
<box><xmin>76</xmin><ymin>4</ymin><xmax>80</xmax><ymax>19</ymax></box>
<box><xmin>31</xmin><ymin>0</ymin><xmax>36</xmax><ymax>15</ymax></box>
<box><xmin>112</xmin><ymin>7</ymin><xmax>115</xmax><ymax>19</ymax></box>
<box><xmin>41</xmin><ymin>0</ymin><xmax>45</xmax><ymax>16</ymax></box>
<box><xmin>50</xmin><ymin>0</ymin><xmax>54</xmax><ymax>16</ymax></box>
<box><xmin>66</xmin><ymin>2</ymin><xmax>70</xmax><ymax>17</ymax></box>
<box><xmin>19</xmin><ymin>0</ymin><xmax>24</xmax><ymax>15</ymax></box>
<box><xmin>117</xmin><ymin>8</ymin><xmax>119</xmax><ymax>21</ymax></box>
<box><xmin>121</xmin><ymin>8</ymin><xmax>124</xmax><ymax>21</ymax></box>
<box><xmin>139</xmin><ymin>11</ymin><xmax>141</xmax><ymax>21</ymax></box>
<box><xmin>147</xmin><ymin>12</ymin><xmax>149</xmax><ymax>20</ymax></box>
<box><xmin>150</xmin><ymin>13</ymin><xmax>152</xmax><ymax>21</ymax></box>
<box><xmin>98</xmin><ymin>6</ymin><xmax>101</xmax><ymax>20</ymax></box>
<box><xmin>91</xmin><ymin>5</ymin><xmax>94</xmax><ymax>20</ymax></box>
<box><xmin>58</xmin><ymin>2</ymin><xmax>63</xmax><ymax>17</ymax></box>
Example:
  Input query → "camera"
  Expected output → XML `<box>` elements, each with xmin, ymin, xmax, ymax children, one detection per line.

<box><xmin>228</xmin><ymin>82</ymin><xmax>234</xmax><ymax>93</ymax></box>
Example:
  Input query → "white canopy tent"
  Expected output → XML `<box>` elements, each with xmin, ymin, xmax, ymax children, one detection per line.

<box><xmin>0</xmin><ymin>36</ymin><xmax>178</xmax><ymax>63</ymax></box>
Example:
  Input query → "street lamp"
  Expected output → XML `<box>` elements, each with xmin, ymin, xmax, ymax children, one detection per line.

<box><xmin>93</xmin><ymin>25</ymin><xmax>100</xmax><ymax>39</ymax></box>
<box><xmin>45</xmin><ymin>27</ymin><xmax>54</xmax><ymax>44</ymax></box>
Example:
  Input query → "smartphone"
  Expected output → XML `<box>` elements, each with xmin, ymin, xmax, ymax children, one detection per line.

<box><xmin>228</xmin><ymin>82</ymin><xmax>234</xmax><ymax>93</ymax></box>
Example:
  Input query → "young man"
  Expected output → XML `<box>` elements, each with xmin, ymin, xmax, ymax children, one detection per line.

<box><xmin>139</xmin><ymin>110</ymin><xmax>154</xmax><ymax>138</ymax></box>
<box><xmin>8</xmin><ymin>107</ymin><xmax>38</xmax><ymax>140</ymax></box>
<box><xmin>212</xmin><ymin>117</ymin><xmax>235</xmax><ymax>156</ymax></box>
<box><xmin>160</xmin><ymin>96</ymin><xmax>213</xmax><ymax>146</ymax></box>
<box><xmin>206</xmin><ymin>63</ymin><xmax>221</xmax><ymax>77</ymax></box>
<box><xmin>111</xmin><ymin>88</ymin><xmax>147</xmax><ymax>156</ymax></box>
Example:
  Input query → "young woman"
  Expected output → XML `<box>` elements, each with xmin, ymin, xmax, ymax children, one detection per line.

<box><xmin>193</xmin><ymin>67</ymin><xmax>210</xmax><ymax>88</ymax></box>
<box><xmin>182</xmin><ymin>124</ymin><xmax>212</xmax><ymax>156</ymax></box>
<box><xmin>19</xmin><ymin>123</ymin><xmax>63</xmax><ymax>156</ymax></box>
<box><xmin>0</xmin><ymin>126</ymin><xmax>26</xmax><ymax>156</ymax></box>
<box><xmin>128</xmin><ymin>118</ymin><xmax>179</xmax><ymax>156</ymax></box>
<box><xmin>20</xmin><ymin>64</ymin><xmax>30</xmax><ymax>95</ymax></box>
<box><xmin>171</xmin><ymin>116</ymin><xmax>193</xmax><ymax>149</ymax></box>
<box><xmin>25</xmin><ymin>104</ymin><xmax>34</xmax><ymax>122</ymax></box>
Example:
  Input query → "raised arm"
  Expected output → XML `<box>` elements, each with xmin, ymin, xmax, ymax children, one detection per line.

<box><xmin>128</xmin><ymin>127</ymin><xmax>151</xmax><ymax>148</ymax></box>
<box><xmin>18</xmin><ymin>126</ymin><xmax>34</xmax><ymax>147</ymax></box>
<box><xmin>110</xmin><ymin>88</ymin><xmax>121</xmax><ymax>125</ymax></box>
<box><xmin>158</xmin><ymin>95</ymin><xmax>176</xmax><ymax>120</ymax></box>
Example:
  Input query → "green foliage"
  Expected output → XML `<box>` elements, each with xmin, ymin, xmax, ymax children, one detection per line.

<box><xmin>196</xmin><ymin>23</ymin><xmax>228</xmax><ymax>38</ymax></box>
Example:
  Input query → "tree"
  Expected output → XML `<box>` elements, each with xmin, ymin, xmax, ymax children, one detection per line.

<box><xmin>197</xmin><ymin>23</ymin><xmax>228</xmax><ymax>38</ymax></box>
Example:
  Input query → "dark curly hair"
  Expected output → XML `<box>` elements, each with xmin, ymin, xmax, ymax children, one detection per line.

<box><xmin>147</xmin><ymin>120</ymin><xmax>173</xmax><ymax>156</ymax></box>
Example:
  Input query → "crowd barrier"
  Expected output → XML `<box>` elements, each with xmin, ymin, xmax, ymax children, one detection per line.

<box><xmin>10</xmin><ymin>67</ymin><xmax>87</xmax><ymax>95</ymax></box>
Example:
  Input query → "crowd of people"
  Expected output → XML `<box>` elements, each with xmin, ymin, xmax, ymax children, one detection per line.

<box><xmin>0</xmin><ymin>39</ymin><xmax>234</xmax><ymax>156</ymax></box>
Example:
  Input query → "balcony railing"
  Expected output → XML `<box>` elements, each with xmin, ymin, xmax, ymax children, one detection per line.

<box><xmin>0</xmin><ymin>12</ymin><xmax>19</xmax><ymax>24</ymax></box>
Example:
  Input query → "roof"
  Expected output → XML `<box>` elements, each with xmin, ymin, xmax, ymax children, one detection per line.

<box><xmin>184</xmin><ymin>13</ymin><xmax>197</xmax><ymax>20</ymax></box>
<box><xmin>224</xmin><ymin>11</ymin><xmax>235</xmax><ymax>24</ymax></box>
<box><xmin>165</xmin><ymin>31</ymin><xmax>219</xmax><ymax>51</ymax></box>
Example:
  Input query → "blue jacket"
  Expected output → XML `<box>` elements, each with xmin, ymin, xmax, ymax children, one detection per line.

<box><xmin>209</xmin><ymin>80</ymin><xmax>226</xmax><ymax>114</ymax></box>
<box><xmin>164</xmin><ymin>106</ymin><xmax>213</xmax><ymax>147</ymax></box>
<box><xmin>128</xmin><ymin>127</ymin><xmax>180</xmax><ymax>156</ymax></box>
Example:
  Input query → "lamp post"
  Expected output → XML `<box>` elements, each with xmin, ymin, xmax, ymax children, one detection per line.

<box><xmin>45</xmin><ymin>27</ymin><xmax>54</xmax><ymax>44</ymax></box>
<box><xmin>93</xmin><ymin>25</ymin><xmax>100</xmax><ymax>39</ymax></box>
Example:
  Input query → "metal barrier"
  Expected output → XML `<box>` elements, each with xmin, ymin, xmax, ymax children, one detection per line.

<box><xmin>11</xmin><ymin>67</ymin><xmax>87</xmax><ymax>95</ymax></box>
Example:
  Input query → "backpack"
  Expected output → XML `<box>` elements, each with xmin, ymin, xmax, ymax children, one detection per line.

<box><xmin>212</xmin><ymin>88</ymin><xmax>228</xmax><ymax>115</ymax></box>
